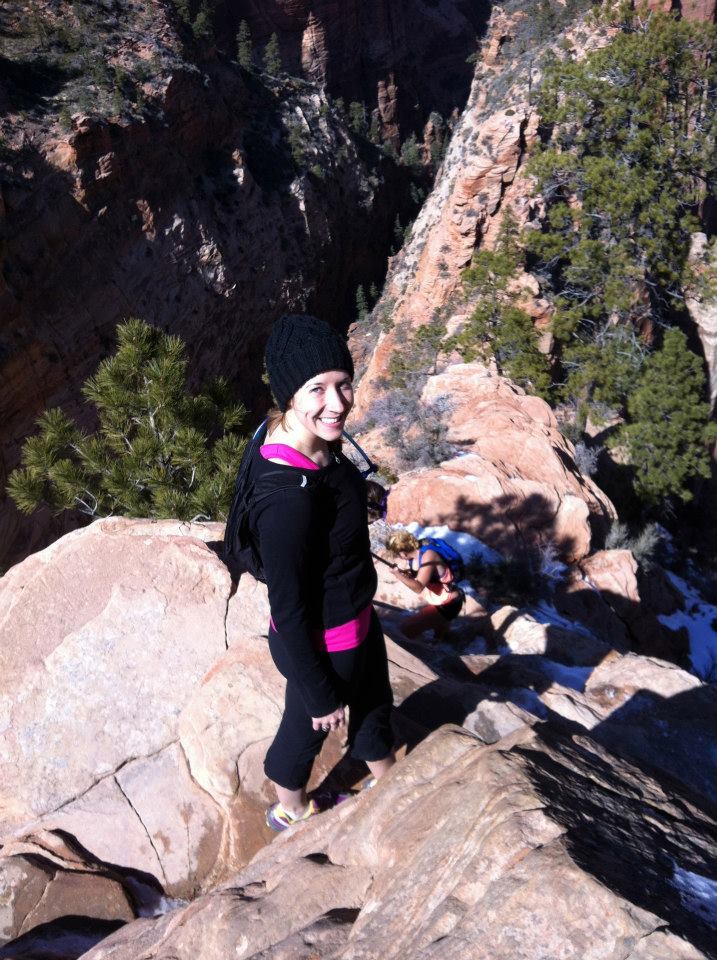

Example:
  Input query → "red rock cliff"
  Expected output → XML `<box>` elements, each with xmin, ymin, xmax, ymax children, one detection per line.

<box><xmin>226</xmin><ymin>0</ymin><xmax>489</xmax><ymax>141</ymax></box>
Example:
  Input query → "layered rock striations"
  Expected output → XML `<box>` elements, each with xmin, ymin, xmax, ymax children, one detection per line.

<box><xmin>77</xmin><ymin>724</ymin><xmax>717</xmax><ymax>960</ymax></box>
<box><xmin>1</xmin><ymin>519</ymin><xmax>714</xmax><ymax>957</ymax></box>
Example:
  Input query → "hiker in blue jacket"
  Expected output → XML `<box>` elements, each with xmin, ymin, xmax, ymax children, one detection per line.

<box><xmin>386</xmin><ymin>530</ymin><xmax>465</xmax><ymax>641</ymax></box>
<box><xmin>230</xmin><ymin>314</ymin><xmax>395</xmax><ymax>831</ymax></box>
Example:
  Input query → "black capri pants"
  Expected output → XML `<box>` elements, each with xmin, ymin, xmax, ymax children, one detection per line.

<box><xmin>264</xmin><ymin>608</ymin><xmax>394</xmax><ymax>790</ymax></box>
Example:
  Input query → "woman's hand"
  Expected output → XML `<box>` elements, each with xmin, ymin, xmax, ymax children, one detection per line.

<box><xmin>391</xmin><ymin>566</ymin><xmax>424</xmax><ymax>595</ymax></box>
<box><xmin>312</xmin><ymin>706</ymin><xmax>345</xmax><ymax>733</ymax></box>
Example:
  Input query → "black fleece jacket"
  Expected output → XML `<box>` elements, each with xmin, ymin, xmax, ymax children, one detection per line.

<box><xmin>249</xmin><ymin>447</ymin><xmax>377</xmax><ymax>717</ymax></box>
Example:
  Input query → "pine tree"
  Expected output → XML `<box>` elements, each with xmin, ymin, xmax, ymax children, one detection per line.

<box><xmin>171</xmin><ymin>0</ymin><xmax>191</xmax><ymax>26</ymax></box>
<box><xmin>454</xmin><ymin>212</ymin><xmax>552</xmax><ymax>399</ymax></box>
<box><xmin>237</xmin><ymin>20</ymin><xmax>253</xmax><ymax>70</ymax></box>
<box><xmin>263</xmin><ymin>33</ymin><xmax>282</xmax><ymax>76</ymax></box>
<box><xmin>525</xmin><ymin>11</ymin><xmax>717</xmax><ymax>413</ymax></box>
<box><xmin>400</xmin><ymin>134</ymin><xmax>423</xmax><ymax>173</ymax></box>
<box><xmin>355</xmin><ymin>285</ymin><xmax>369</xmax><ymax>321</ymax></box>
<box><xmin>192</xmin><ymin>2</ymin><xmax>214</xmax><ymax>42</ymax></box>
<box><xmin>348</xmin><ymin>101</ymin><xmax>367</xmax><ymax>136</ymax></box>
<box><xmin>616</xmin><ymin>328</ymin><xmax>717</xmax><ymax>506</ymax></box>
<box><xmin>7</xmin><ymin>320</ymin><xmax>248</xmax><ymax>522</ymax></box>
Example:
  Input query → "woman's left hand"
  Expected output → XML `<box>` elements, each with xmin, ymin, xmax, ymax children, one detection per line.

<box><xmin>312</xmin><ymin>706</ymin><xmax>346</xmax><ymax>733</ymax></box>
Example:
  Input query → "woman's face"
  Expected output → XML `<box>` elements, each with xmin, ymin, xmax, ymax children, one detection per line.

<box><xmin>289</xmin><ymin>369</ymin><xmax>354</xmax><ymax>444</ymax></box>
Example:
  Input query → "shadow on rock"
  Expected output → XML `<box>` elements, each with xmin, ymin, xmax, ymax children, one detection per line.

<box><xmin>0</xmin><ymin>917</ymin><xmax>125</xmax><ymax>960</ymax></box>
<box><xmin>520</xmin><ymin>721</ymin><xmax>717</xmax><ymax>959</ymax></box>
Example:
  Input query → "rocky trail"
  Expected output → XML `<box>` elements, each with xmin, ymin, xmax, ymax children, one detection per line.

<box><xmin>0</xmin><ymin>484</ymin><xmax>716</xmax><ymax>958</ymax></box>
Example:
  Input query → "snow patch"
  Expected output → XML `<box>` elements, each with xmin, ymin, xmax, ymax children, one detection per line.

<box><xmin>405</xmin><ymin>522</ymin><xmax>502</xmax><ymax>566</ymax></box>
<box><xmin>530</xmin><ymin>600</ymin><xmax>599</xmax><ymax>640</ymax></box>
<box><xmin>660</xmin><ymin>572</ymin><xmax>717</xmax><ymax>681</ymax></box>
<box><xmin>671</xmin><ymin>864</ymin><xmax>717</xmax><ymax>926</ymax></box>
<box><xmin>536</xmin><ymin>661</ymin><xmax>593</xmax><ymax>692</ymax></box>
<box><xmin>124</xmin><ymin>877</ymin><xmax>188</xmax><ymax>918</ymax></box>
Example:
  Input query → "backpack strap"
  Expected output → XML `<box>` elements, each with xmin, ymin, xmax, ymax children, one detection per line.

<box><xmin>342</xmin><ymin>429</ymin><xmax>378</xmax><ymax>478</ymax></box>
<box><xmin>224</xmin><ymin>420</ymin><xmax>269</xmax><ymax>563</ymax></box>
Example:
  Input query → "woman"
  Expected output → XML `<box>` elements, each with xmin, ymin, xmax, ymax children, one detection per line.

<box><xmin>250</xmin><ymin>314</ymin><xmax>395</xmax><ymax>830</ymax></box>
<box><xmin>385</xmin><ymin>530</ymin><xmax>464</xmax><ymax>640</ymax></box>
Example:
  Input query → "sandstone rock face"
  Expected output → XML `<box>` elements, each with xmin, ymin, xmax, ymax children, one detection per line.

<box><xmin>687</xmin><ymin>234</ymin><xmax>717</xmax><ymax>413</ymax></box>
<box><xmin>79</xmin><ymin>725</ymin><xmax>717</xmax><ymax>960</ymax></box>
<box><xmin>0</xmin><ymin>518</ymin><xmax>228</xmax><ymax>830</ymax></box>
<box><xmin>350</xmin><ymin>6</ymin><xmax>545</xmax><ymax>414</ymax></box>
<box><xmin>578</xmin><ymin>550</ymin><xmax>688</xmax><ymax>662</ymax></box>
<box><xmin>0</xmin><ymin>520</ymin><xmax>236</xmax><ymax>918</ymax></box>
<box><xmin>1</xmin><ymin>519</ymin><xmax>715</xmax><ymax>956</ymax></box>
<box><xmin>376</xmin><ymin>362</ymin><xmax>616</xmax><ymax>561</ymax></box>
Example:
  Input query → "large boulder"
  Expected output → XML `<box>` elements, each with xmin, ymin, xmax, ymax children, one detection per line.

<box><xmin>2</xmin><ymin>518</ymin><xmax>714</xmax><ymax>957</ymax></box>
<box><xmin>0</xmin><ymin>517</ymin><xmax>229</xmax><ymax>834</ymax></box>
<box><xmin>0</xmin><ymin>517</ymin><xmax>236</xmax><ymax>941</ymax></box>
<box><xmin>78</xmin><ymin>724</ymin><xmax>717</xmax><ymax>960</ymax></box>
<box><xmin>375</xmin><ymin>364</ymin><xmax>615</xmax><ymax>563</ymax></box>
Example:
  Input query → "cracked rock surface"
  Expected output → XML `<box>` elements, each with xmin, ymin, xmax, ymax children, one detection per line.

<box><xmin>1</xmin><ymin>518</ymin><xmax>715</xmax><ymax>957</ymax></box>
<box><xmin>79</xmin><ymin>725</ymin><xmax>717</xmax><ymax>960</ymax></box>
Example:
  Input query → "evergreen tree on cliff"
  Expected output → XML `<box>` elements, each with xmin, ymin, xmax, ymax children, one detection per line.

<box><xmin>263</xmin><ymin>33</ymin><xmax>282</xmax><ymax>76</ymax></box>
<box><xmin>7</xmin><ymin>320</ymin><xmax>248</xmax><ymax>522</ymax></box>
<box><xmin>520</xmin><ymin>8</ymin><xmax>717</xmax><ymax>507</ymax></box>
<box><xmin>616</xmin><ymin>328</ymin><xmax>717</xmax><ymax>506</ymax></box>
<box><xmin>237</xmin><ymin>20</ymin><xmax>253</xmax><ymax>71</ymax></box>
<box><xmin>526</xmin><ymin>9</ymin><xmax>717</xmax><ymax>414</ymax></box>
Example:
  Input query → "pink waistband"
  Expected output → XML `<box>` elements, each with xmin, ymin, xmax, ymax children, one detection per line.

<box><xmin>260</xmin><ymin>443</ymin><xmax>319</xmax><ymax>471</ymax></box>
<box><xmin>270</xmin><ymin>604</ymin><xmax>373</xmax><ymax>653</ymax></box>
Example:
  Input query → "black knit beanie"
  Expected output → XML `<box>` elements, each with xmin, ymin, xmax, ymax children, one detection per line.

<box><xmin>265</xmin><ymin>314</ymin><xmax>354</xmax><ymax>411</ymax></box>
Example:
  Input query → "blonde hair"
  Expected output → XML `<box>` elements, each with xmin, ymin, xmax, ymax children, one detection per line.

<box><xmin>386</xmin><ymin>530</ymin><xmax>420</xmax><ymax>555</ymax></box>
<box><xmin>266</xmin><ymin>407</ymin><xmax>290</xmax><ymax>432</ymax></box>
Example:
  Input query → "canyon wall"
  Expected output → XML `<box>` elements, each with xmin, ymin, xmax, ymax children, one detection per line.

<box><xmin>216</xmin><ymin>0</ymin><xmax>490</xmax><ymax>140</ymax></box>
<box><xmin>1</xmin><ymin>0</ymin><xmax>483</xmax><ymax>569</ymax></box>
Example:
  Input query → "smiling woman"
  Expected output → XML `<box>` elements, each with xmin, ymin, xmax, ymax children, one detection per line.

<box><xmin>236</xmin><ymin>314</ymin><xmax>396</xmax><ymax>831</ymax></box>
<box><xmin>265</xmin><ymin>369</ymin><xmax>355</xmax><ymax>464</ymax></box>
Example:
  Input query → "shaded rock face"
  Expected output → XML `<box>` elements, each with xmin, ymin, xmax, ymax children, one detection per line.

<box><xmin>1</xmin><ymin>519</ymin><xmax>716</xmax><ymax>958</ymax></box>
<box><xmin>221</xmin><ymin>0</ymin><xmax>490</xmax><ymax>140</ymax></box>
<box><xmin>0</xmin><ymin>60</ymin><xmax>396</xmax><ymax>570</ymax></box>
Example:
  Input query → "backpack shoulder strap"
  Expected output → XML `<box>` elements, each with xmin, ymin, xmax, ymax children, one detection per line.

<box><xmin>223</xmin><ymin>420</ymin><xmax>269</xmax><ymax>562</ymax></box>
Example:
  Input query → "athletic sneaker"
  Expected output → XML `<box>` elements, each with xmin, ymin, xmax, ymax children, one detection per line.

<box><xmin>265</xmin><ymin>798</ymin><xmax>320</xmax><ymax>832</ymax></box>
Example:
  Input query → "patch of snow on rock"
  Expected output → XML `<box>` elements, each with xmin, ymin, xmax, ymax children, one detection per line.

<box><xmin>660</xmin><ymin>572</ymin><xmax>717</xmax><ymax>681</ymax></box>
<box><xmin>671</xmin><ymin>863</ymin><xmax>717</xmax><ymax>927</ymax></box>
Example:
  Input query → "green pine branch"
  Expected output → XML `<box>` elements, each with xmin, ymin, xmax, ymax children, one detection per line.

<box><xmin>7</xmin><ymin>319</ymin><xmax>249</xmax><ymax>522</ymax></box>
